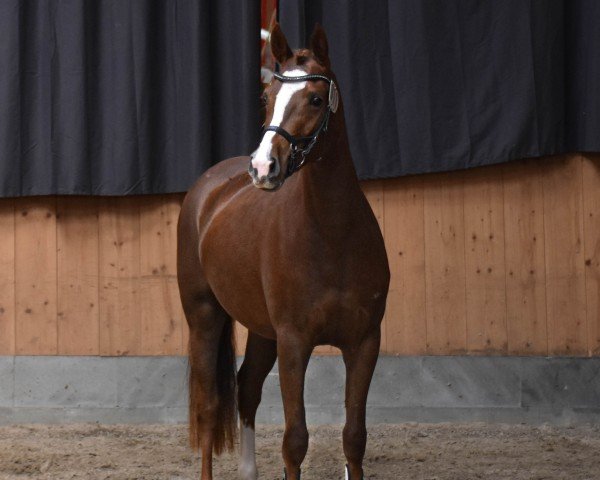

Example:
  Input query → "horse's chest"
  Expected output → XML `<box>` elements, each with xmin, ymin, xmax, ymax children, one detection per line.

<box><xmin>198</xmin><ymin>193</ymin><xmax>388</xmax><ymax>338</ymax></box>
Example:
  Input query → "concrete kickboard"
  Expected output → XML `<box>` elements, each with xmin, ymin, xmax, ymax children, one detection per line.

<box><xmin>0</xmin><ymin>357</ymin><xmax>14</xmax><ymax>407</ymax></box>
<box><xmin>521</xmin><ymin>357</ymin><xmax>600</xmax><ymax>408</ymax></box>
<box><xmin>418</xmin><ymin>356</ymin><xmax>521</xmax><ymax>408</ymax></box>
<box><xmin>116</xmin><ymin>356</ymin><xmax>188</xmax><ymax>408</ymax></box>
<box><xmin>14</xmin><ymin>356</ymin><xmax>118</xmax><ymax>408</ymax></box>
<box><xmin>2</xmin><ymin>355</ymin><xmax>600</xmax><ymax>425</ymax></box>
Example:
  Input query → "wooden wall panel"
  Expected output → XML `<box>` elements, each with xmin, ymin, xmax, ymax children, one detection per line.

<box><xmin>235</xmin><ymin>323</ymin><xmax>249</xmax><ymax>356</ymax></box>
<box><xmin>423</xmin><ymin>172</ymin><xmax>467</xmax><ymax>354</ymax></box>
<box><xmin>15</xmin><ymin>199</ymin><xmax>58</xmax><ymax>355</ymax></box>
<box><xmin>583</xmin><ymin>154</ymin><xmax>600</xmax><ymax>355</ymax></box>
<box><xmin>0</xmin><ymin>199</ymin><xmax>15</xmax><ymax>355</ymax></box>
<box><xmin>543</xmin><ymin>155</ymin><xmax>587</xmax><ymax>355</ymax></box>
<box><xmin>382</xmin><ymin>176</ymin><xmax>427</xmax><ymax>355</ymax></box>
<box><xmin>98</xmin><ymin>197</ymin><xmax>141</xmax><ymax>356</ymax></box>
<box><xmin>463</xmin><ymin>166</ymin><xmax>507</xmax><ymax>354</ymax></box>
<box><xmin>139</xmin><ymin>196</ymin><xmax>185</xmax><ymax>355</ymax></box>
<box><xmin>503</xmin><ymin>160</ymin><xmax>548</xmax><ymax>355</ymax></box>
<box><xmin>57</xmin><ymin>198</ymin><xmax>99</xmax><ymax>355</ymax></box>
<box><xmin>2</xmin><ymin>153</ymin><xmax>598</xmax><ymax>357</ymax></box>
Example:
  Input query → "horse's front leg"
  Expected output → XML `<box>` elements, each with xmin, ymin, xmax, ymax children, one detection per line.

<box><xmin>237</xmin><ymin>332</ymin><xmax>278</xmax><ymax>480</ymax></box>
<box><xmin>341</xmin><ymin>329</ymin><xmax>381</xmax><ymax>480</ymax></box>
<box><xmin>276</xmin><ymin>329</ymin><xmax>313</xmax><ymax>480</ymax></box>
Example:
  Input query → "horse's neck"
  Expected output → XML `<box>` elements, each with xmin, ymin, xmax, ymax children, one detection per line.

<box><xmin>295</xmin><ymin>115</ymin><xmax>362</xmax><ymax>231</ymax></box>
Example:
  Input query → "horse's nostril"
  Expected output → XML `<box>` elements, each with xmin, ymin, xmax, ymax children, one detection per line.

<box><xmin>268</xmin><ymin>157</ymin><xmax>280</xmax><ymax>179</ymax></box>
<box><xmin>248</xmin><ymin>162</ymin><xmax>258</xmax><ymax>178</ymax></box>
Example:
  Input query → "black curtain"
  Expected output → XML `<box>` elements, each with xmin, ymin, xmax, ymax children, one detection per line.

<box><xmin>0</xmin><ymin>0</ymin><xmax>261</xmax><ymax>196</ymax></box>
<box><xmin>281</xmin><ymin>0</ymin><xmax>600</xmax><ymax>180</ymax></box>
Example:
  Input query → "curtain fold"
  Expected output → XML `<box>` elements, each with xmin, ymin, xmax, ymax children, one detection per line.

<box><xmin>0</xmin><ymin>0</ymin><xmax>261</xmax><ymax>196</ymax></box>
<box><xmin>2</xmin><ymin>1</ymin><xmax>598</xmax><ymax>195</ymax></box>
<box><xmin>280</xmin><ymin>0</ymin><xmax>600</xmax><ymax>179</ymax></box>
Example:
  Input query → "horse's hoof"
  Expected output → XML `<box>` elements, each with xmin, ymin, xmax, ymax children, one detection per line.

<box><xmin>345</xmin><ymin>464</ymin><xmax>365</xmax><ymax>480</ymax></box>
<box><xmin>282</xmin><ymin>467</ymin><xmax>300</xmax><ymax>479</ymax></box>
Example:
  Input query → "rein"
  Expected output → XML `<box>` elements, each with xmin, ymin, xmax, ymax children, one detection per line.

<box><xmin>262</xmin><ymin>72</ymin><xmax>339</xmax><ymax>178</ymax></box>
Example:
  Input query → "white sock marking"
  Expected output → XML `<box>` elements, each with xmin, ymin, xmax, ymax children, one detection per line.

<box><xmin>252</xmin><ymin>69</ymin><xmax>307</xmax><ymax>178</ymax></box>
<box><xmin>239</xmin><ymin>423</ymin><xmax>257</xmax><ymax>480</ymax></box>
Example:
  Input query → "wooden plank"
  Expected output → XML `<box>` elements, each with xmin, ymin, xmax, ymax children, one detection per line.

<box><xmin>382</xmin><ymin>176</ymin><xmax>427</xmax><ymax>355</ymax></box>
<box><xmin>423</xmin><ymin>172</ymin><xmax>467</xmax><ymax>354</ymax></box>
<box><xmin>582</xmin><ymin>153</ymin><xmax>600</xmax><ymax>356</ymax></box>
<box><xmin>463</xmin><ymin>165</ymin><xmax>507</xmax><ymax>354</ymax></box>
<box><xmin>98</xmin><ymin>197</ymin><xmax>141</xmax><ymax>356</ymax></box>
<box><xmin>543</xmin><ymin>154</ymin><xmax>587</xmax><ymax>355</ymax></box>
<box><xmin>139</xmin><ymin>195</ymin><xmax>184</xmax><ymax>355</ymax></box>
<box><xmin>361</xmin><ymin>180</ymin><xmax>387</xmax><ymax>353</ymax></box>
<box><xmin>0</xmin><ymin>199</ymin><xmax>15</xmax><ymax>355</ymax></box>
<box><xmin>170</xmin><ymin>193</ymin><xmax>190</xmax><ymax>355</ymax></box>
<box><xmin>503</xmin><ymin>159</ymin><xmax>548</xmax><ymax>355</ymax></box>
<box><xmin>235</xmin><ymin>322</ymin><xmax>249</xmax><ymax>356</ymax></box>
<box><xmin>181</xmin><ymin>316</ymin><xmax>190</xmax><ymax>355</ymax></box>
<box><xmin>15</xmin><ymin>198</ymin><xmax>58</xmax><ymax>355</ymax></box>
<box><xmin>56</xmin><ymin>197</ymin><xmax>99</xmax><ymax>355</ymax></box>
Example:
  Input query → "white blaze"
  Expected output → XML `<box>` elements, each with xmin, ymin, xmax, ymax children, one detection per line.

<box><xmin>238</xmin><ymin>423</ymin><xmax>257</xmax><ymax>480</ymax></box>
<box><xmin>251</xmin><ymin>69</ymin><xmax>307</xmax><ymax>179</ymax></box>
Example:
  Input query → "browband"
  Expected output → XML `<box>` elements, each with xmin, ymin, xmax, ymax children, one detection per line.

<box><xmin>272</xmin><ymin>72</ymin><xmax>332</xmax><ymax>84</ymax></box>
<box><xmin>273</xmin><ymin>72</ymin><xmax>339</xmax><ymax>114</ymax></box>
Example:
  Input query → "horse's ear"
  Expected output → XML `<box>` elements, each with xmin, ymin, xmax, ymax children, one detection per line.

<box><xmin>310</xmin><ymin>23</ymin><xmax>329</xmax><ymax>67</ymax></box>
<box><xmin>270</xmin><ymin>23</ymin><xmax>293</xmax><ymax>65</ymax></box>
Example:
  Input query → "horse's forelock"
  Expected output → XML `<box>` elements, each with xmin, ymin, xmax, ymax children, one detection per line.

<box><xmin>292</xmin><ymin>49</ymin><xmax>328</xmax><ymax>72</ymax></box>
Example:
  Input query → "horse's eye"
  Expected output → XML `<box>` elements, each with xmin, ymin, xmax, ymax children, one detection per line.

<box><xmin>310</xmin><ymin>95</ymin><xmax>323</xmax><ymax>107</ymax></box>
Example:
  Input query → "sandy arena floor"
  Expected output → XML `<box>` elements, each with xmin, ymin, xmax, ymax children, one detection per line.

<box><xmin>1</xmin><ymin>423</ymin><xmax>599</xmax><ymax>479</ymax></box>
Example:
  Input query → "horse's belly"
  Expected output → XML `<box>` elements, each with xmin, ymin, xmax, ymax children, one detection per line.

<box><xmin>200</xmin><ymin>232</ymin><xmax>277</xmax><ymax>340</ymax></box>
<box><xmin>211</xmin><ymin>276</ymin><xmax>277</xmax><ymax>340</ymax></box>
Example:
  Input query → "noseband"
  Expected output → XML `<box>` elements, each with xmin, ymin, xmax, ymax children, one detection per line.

<box><xmin>262</xmin><ymin>72</ymin><xmax>339</xmax><ymax>178</ymax></box>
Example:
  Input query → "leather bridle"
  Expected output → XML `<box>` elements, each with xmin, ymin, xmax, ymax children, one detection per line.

<box><xmin>261</xmin><ymin>72</ymin><xmax>339</xmax><ymax>178</ymax></box>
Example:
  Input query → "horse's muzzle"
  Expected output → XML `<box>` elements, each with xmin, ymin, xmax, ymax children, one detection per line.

<box><xmin>248</xmin><ymin>156</ymin><xmax>283</xmax><ymax>190</ymax></box>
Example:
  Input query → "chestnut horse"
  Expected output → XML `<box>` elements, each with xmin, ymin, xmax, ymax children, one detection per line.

<box><xmin>177</xmin><ymin>24</ymin><xmax>389</xmax><ymax>480</ymax></box>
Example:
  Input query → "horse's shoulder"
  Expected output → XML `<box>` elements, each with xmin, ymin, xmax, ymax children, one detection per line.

<box><xmin>207</xmin><ymin>155</ymin><xmax>251</xmax><ymax>176</ymax></box>
<box><xmin>188</xmin><ymin>156</ymin><xmax>249</xmax><ymax>191</ymax></box>
<box><xmin>180</xmin><ymin>156</ymin><xmax>252</xmax><ymax>240</ymax></box>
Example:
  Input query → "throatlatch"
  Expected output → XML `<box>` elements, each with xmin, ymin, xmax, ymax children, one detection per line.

<box><xmin>262</xmin><ymin>72</ymin><xmax>339</xmax><ymax>178</ymax></box>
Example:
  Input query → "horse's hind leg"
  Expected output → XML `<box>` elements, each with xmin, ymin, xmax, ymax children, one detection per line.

<box><xmin>341</xmin><ymin>330</ymin><xmax>381</xmax><ymax>480</ymax></box>
<box><xmin>181</xmin><ymin>286</ymin><xmax>237</xmax><ymax>480</ymax></box>
<box><xmin>237</xmin><ymin>332</ymin><xmax>277</xmax><ymax>480</ymax></box>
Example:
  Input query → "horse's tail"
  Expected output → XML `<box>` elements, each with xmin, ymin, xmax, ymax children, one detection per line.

<box><xmin>189</xmin><ymin>316</ymin><xmax>238</xmax><ymax>455</ymax></box>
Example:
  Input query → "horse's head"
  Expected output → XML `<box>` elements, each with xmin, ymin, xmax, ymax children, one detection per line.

<box><xmin>249</xmin><ymin>24</ymin><xmax>339</xmax><ymax>190</ymax></box>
